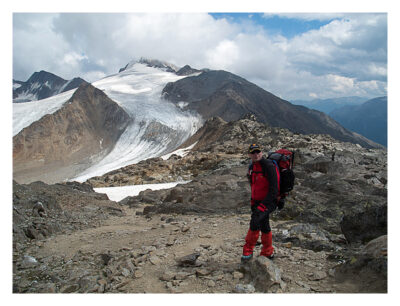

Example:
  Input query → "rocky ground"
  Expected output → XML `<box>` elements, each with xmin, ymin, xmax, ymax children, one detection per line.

<box><xmin>13</xmin><ymin>196</ymin><xmax>387</xmax><ymax>293</ymax></box>
<box><xmin>13</xmin><ymin>116</ymin><xmax>387</xmax><ymax>293</ymax></box>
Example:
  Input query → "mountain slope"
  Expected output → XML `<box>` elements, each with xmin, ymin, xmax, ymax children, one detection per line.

<box><xmin>162</xmin><ymin>70</ymin><xmax>381</xmax><ymax>149</ymax></box>
<box><xmin>13</xmin><ymin>61</ymin><xmax>203</xmax><ymax>183</ymax></box>
<box><xmin>329</xmin><ymin>96</ymin><xmax>387</xmax><ymax>146</ymax></box>
<box><xmin>13</xmin><ymin>70</ymin><xmax>86</xmax><ymax>102</ymax></box>
<box><xmin>13</xmin><ymin>83</ymin><xmax>132</xmax><ymax>183</ymax></box>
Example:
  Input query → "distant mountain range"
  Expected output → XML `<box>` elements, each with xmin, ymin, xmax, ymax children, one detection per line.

<box><xmin>291</xmin><ymin>96</ymin><xmax>368</xmax><ymax>114</ymax></box>
<box><xmin>13</xmin><ymin>71</ymin><xmax>86</xmax><ymax>102</ymax></box>
<box><xmin>329</xmin><ymin>96</ymin><xmax>387</xmax><ymax>147</ymax></box>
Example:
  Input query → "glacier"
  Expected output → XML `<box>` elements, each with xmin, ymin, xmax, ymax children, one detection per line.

<box><xmin>13</xmin><ymin>62</ymin><xmax>204</xmax><ymax>183</ymax></box>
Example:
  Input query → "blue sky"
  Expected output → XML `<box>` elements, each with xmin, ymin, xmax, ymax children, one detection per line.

<box><xmin>12</xmin><ymin>12</ymin><xmax>387</xmax><ymax>101</ymax></box>
<box><xmin>210</xmin><ymin>13</ymin><xmax>334</xmax><ymax>38</ymax></box>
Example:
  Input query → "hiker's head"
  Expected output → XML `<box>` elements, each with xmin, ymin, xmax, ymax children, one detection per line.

<box><xmin>248</xmin><ymin>144</ymin><xmax>263</xmax><ymax>162</ymax></box>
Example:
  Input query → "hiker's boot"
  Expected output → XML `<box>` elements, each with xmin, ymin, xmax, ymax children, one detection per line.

<box><xmin>260</xmin><ymin>231</ymin><xmax>274</xmax><ymax>259</ymax></box>
<box><xmin>242</xmin><ymin>229</ymin><xmax>259</xmax><ymax>261</ymax></box>
<box><xmin>241</xmin><ymin>253</ymin><xmax>253</xmax><ymax>263</ymax></box>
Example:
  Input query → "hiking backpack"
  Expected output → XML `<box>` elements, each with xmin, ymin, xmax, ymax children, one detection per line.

<box><xmin>267</xmin><ymin>149</ymin><xmax>295</xmax><ymax>195</ymax></box>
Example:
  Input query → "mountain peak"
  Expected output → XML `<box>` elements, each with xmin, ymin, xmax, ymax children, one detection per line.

<box><xmin>13</xmin><ymin>71</ymin><xmax>87</xmax><ymax>103</ymax></box>
<box><xmin>27</xmin><ymin>70</ymin><xmax>66</xmax><ymax>84</ymax></box>
<box><xmin>138</xmin><ymin>57</ymin><xmax>179</xmax><ymax>72</ymax></box>
<box><xmin>119</xmin><ymin>57</ymin><xmax>180</xmax><ymax>73</ymax></box>
<box><xmin>176</xmin><ymin>65</ymin><xmax>202</xmax><ymax>76</ymax></box>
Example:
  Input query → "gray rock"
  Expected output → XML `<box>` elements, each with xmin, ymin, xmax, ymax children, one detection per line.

<box><xmin>176</xmin><ymin>252</ymin><xmax>201</xmax><ymax>267</ymax></box>
<box><xmin>20</xmin><ymin>255</ymin><xmax>38</xmax><ymax>268</ymax></box>
<box><xmin>149</xmin><ymin>255</ymin><xmax>161</xmax><ymax>265</ymax></box>
<box><xmin>334</xmin><ymin>235</ymin><xmax>387</xmax><ymax>292</ymax></box>
<box><xmin>196</xmin><ymin>268</ymin><xmax>211</xmax><ymax>276</ymax></box>
<box><xmin>100</xmin><ymin>253</ymin><xmax>112</xmax><ymax>265</ymax></box>
<box><xmin>234</xmin><ymin>284</ymin><xmax>256</xmax><ymax>293</ymax></box>
<box><xmin>121</xmin><ymin>268</ymin><xmax>131</xmax><ymax>277</ymax></box>
<box><xmin>134</xmin><ymin>270</ymin><xmax>144</xmax><ymax>279</ymax></box>
<box><xmin>340</xmin><ymin>202</ymin><xmax>387</xmax><ymax>243</ymax></box>
<box><xmin>362</xmin><ymin>235</ymin><xmax>387</xmax><ymax>258</ymax></box>
<box><xmin>175</xmin><ymin>272</ymin><xmax>192</xmax><ymax>280</ymax></box>
<box><xmin>308</xmin><ymin>270</ymin><xmax>328</xmax><ymax>281</ymax></box>
<box><xmin>60</xmin><ymin>284</ymin><xmax>80</xmax><ymax>293</ymax></box>
<box><xmin>249</xmin><ymin>256</ymin><xmax>283</xmax><ymax>292</ymax></box>
<box><xmin>160</xmin><ymin>270</ymin><xmax>175</xmax><ymax>281</ymax></box>
<box><xmin>233</xmin><ymin>271</ymin><xmax>244</xmax><ymax>279</ymax></box>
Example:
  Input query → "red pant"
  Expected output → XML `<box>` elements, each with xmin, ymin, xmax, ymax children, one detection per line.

<box><xmin>243</xmin><ymin>229</ymin><xmax>273</xmax><ymax>257</ymax></box>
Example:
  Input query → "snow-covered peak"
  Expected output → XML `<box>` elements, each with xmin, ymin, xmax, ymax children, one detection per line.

<box><xmin>119</xmin><ymin>57</ymin><xmax>180</xmax><ymax>73</ymax></box>
<box><xmin>13</xmin><ymin>61</ymin><xmax>203</xmax><ymax>183</ymax></box>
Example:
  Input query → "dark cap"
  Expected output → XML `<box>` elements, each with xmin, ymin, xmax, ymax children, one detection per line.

<box><xmin>248</xmin><ymin>143</ymin><xmax>261</xmax><ymax>153</ymax></box>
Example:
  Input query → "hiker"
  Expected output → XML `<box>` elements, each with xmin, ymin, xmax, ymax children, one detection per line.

<box><xmin>241</xmin><ymin>144</ymin><xmax>280</xmax><ymax>262</ymax></box>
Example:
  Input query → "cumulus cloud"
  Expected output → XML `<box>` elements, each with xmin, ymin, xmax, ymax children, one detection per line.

<box><xmin>12</xmin><ymin>12</ymin><xmax>387</xmax><ymax>100</ymax></box>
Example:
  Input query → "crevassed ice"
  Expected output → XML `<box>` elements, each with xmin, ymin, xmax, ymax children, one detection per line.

<box><xmin>13</xmin><ymin>63</ymin><xmax>203</xmax><ymax>182</ymax></box>
<box><xmin>72</xmin><ymin>63</ymin><xmax>203</xmax><ymax>182</ymax></box>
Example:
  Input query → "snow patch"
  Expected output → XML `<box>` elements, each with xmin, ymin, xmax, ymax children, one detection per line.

<box><xmin>13</xmin><ymin>89</ymin><xmax>75</xmax><ymax>136</ymax></box>
<box><xmin>177</xmin><ymin>101</ymin><xmax>189</xmax><ymax>109</ymax></box>
<box><xmin>161</xmin><ymin>142</ymin><xmax>197</xmax><ymax>160</ymax></box>
<box><xmin>94</xmin><ymin>181</ymin><xmax>190</xmax><ymax>202</ymax></box>
<box><xmin>30</xmin><ymin>82</ymin><xmax>41</xmax><ymax>90</ymax></box>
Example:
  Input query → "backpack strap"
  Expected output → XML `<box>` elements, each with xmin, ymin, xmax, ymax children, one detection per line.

<box><xmin>291</xmin><ymin>152</ymin><xmax>295</xmax><ymax>170</ymax></box>
<box><xmin>247</xmin><ymin>163</ymin><xmax>253</xmax><ymax>184</ymax></box>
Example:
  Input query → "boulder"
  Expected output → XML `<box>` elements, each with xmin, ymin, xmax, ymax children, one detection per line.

<box><xmin>334</xmin><ymin>235</ymin><xmax>387</xmax><ymax>292</ymax></box>
<box><xmin>340</xmin><ymin>202</ymin><xmax>387</xmax><ymax>243</ymax></box>
<box><xmin>248</xmin><ymin>256</ymin><xmax>284</xmax><ymax>292</ymax></box>
<box><xmin>175</xmin><ymin>252</ymin><xmax>201</xmax><ymax>267</ymax></box>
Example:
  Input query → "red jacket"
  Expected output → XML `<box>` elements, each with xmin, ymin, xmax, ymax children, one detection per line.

<box><xmin>248</xmin><ymin>157</ymin><xmax>280</xmax><ymax>212</ymax></box>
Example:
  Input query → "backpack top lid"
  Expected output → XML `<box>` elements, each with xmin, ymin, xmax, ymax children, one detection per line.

<box><xmin>267</xmin><ymin>149</ymin><xmax>294</xmax><ymax>170</ymax></box>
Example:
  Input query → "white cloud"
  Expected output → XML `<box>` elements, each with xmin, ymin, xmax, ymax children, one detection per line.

<box><xmin>62</xmin><ymin>52</ymin><xmax>88</xmax><ymax>66</ymax></box>
<box><xmin>206</xmin><ymin>39</ymin><xmax>240</xmax><ymax>69</ymax></box>
<box><xmin>12</xmin><ymin>12</ymin><xmax>387</xmax><ymax>100</ymax></box>
<box><xmin>326</xmin><ymin>74</ymin><xmax>355</xmax><ymax>92</ymax></box>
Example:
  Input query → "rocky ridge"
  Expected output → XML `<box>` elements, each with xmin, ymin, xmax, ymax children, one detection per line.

<box><xmin>13</xmin><ymin>116</ymin><xmax>387</xmax><ymax>293</ymax></box>
<box><xmin>13</xmin><ymin>83</ymin><xmax>132</xmax><ymax>184</ymax></box>
<box><xmin>100</xmin><ymin>116</ymin><xmax>387</xmax><ymax>236</ymax></box>
<box><xmin>13</xmin><ymin>70</ymin><xmax>86</xmax><ymax>102</ymax></box>
<box><xmin>162</xmin><ymin>70</ymin><xmax>382</xmax><ymax>149</ymax></box>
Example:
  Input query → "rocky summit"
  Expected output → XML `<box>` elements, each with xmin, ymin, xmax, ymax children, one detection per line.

<box><xmin>13</xmin><ymin>115</ymin><xmax>387</xmax><ymax>293</ymax></box>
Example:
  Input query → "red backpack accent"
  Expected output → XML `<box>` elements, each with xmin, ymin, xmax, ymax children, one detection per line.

<box><xmin>267</xmin><ymin>149</ymin><xmax>295</xmax><ymax>195</ymax></box>
<box><xmin>274</xmin><ymin>149</ymin><xmax>294</xmax><ymax>170</ymax></box>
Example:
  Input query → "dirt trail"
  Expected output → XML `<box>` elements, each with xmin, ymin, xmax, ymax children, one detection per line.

<box><xmin>26</xmin><ymin>204</ymin><xmax>360</xmax><ymax>293</ymax></box>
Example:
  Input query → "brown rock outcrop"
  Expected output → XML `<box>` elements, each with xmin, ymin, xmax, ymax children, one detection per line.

<box><xmin>13</xmin><ymin>83</ymin><xmax>132</xmax><ymax>183</ymax></box>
